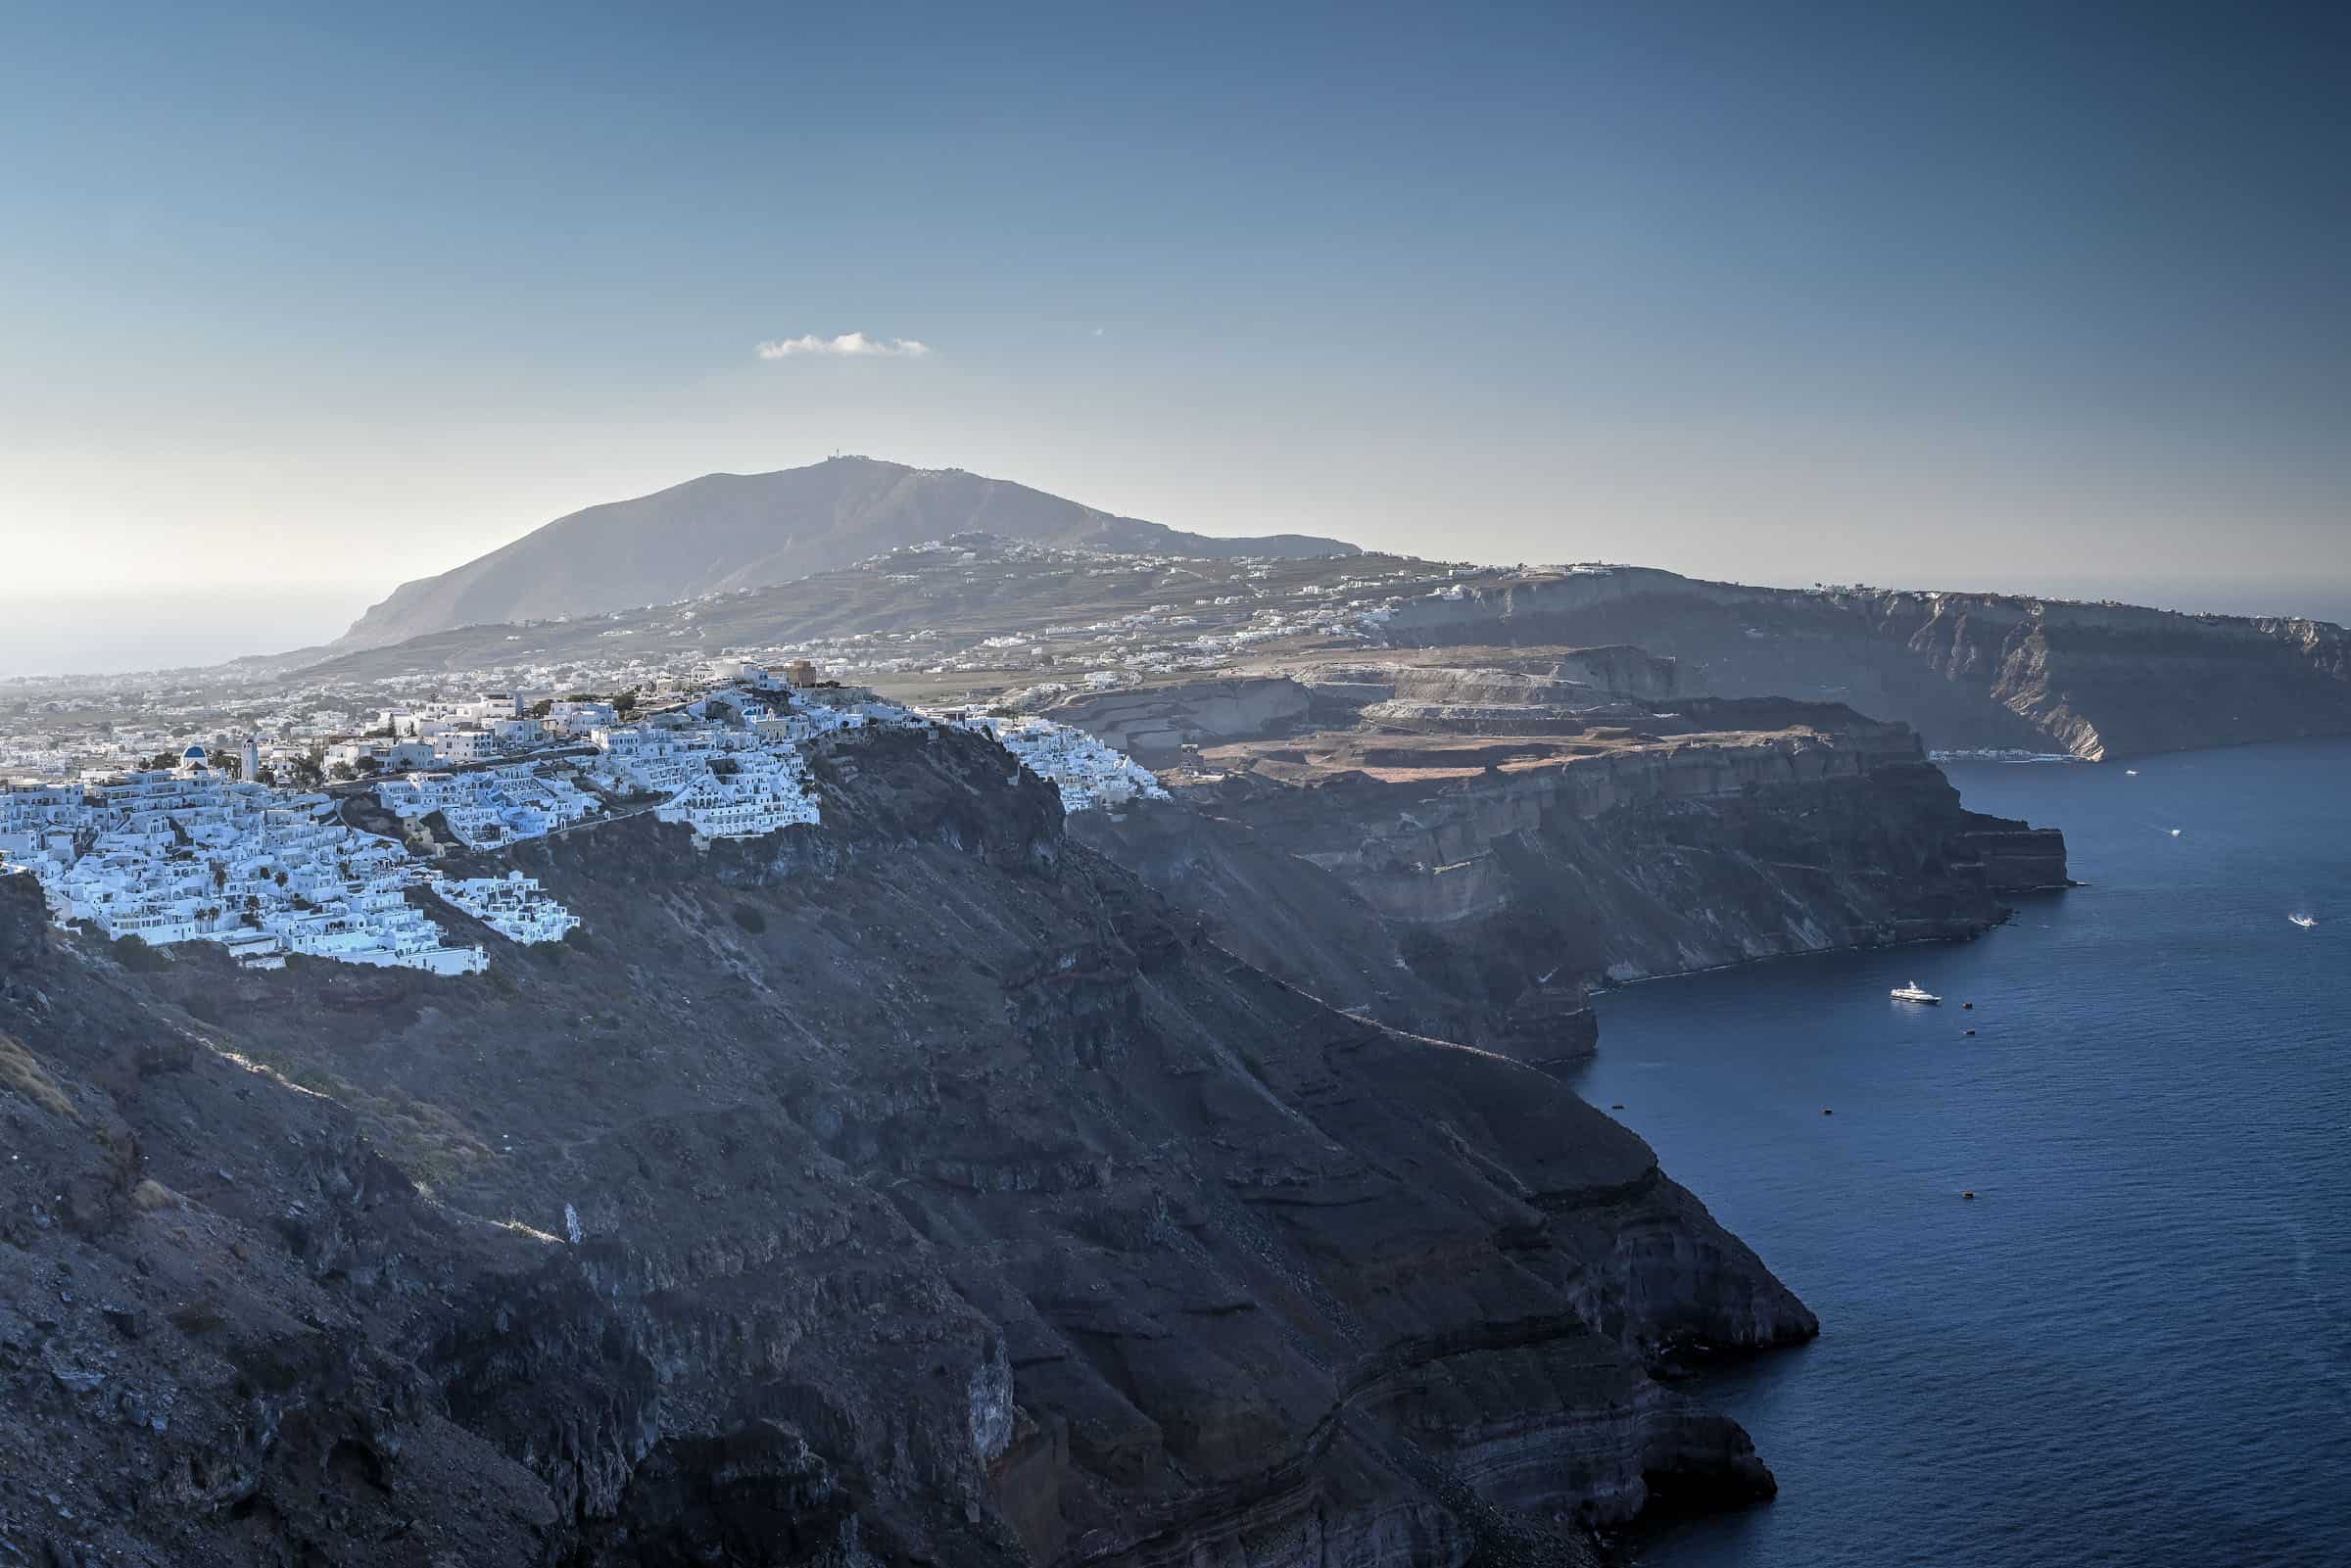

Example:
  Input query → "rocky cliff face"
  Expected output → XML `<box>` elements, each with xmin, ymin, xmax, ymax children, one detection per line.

<box><xmin>1377</xmin><ymin>567</ymin><xmax>2351</xmax><ymax>759</ymax></box>
<box><xmin>0</xmin><ymin>726</ymin><xmax>1814</xmax><ymax>1567</ymax></box>
<box><xmin>1079</xmin><ymin>699</ymin><xmax>2065</xmax><ymax>1069</ymax></box>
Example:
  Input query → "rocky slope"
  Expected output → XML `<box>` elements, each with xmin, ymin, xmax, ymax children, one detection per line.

<box><xmin>1078</xmin><ymin>697</ymin><xmax>2065</xmax><ymax>1069</ymax></box>
<box><xmin>1377</xmin><ymin>566</ymin><xmax>2351</xmax><ymax>759</ymax></box>
<box><xmin>1</xmin><ymin>725</ymin><xmax>1813</xmax><ymax>1567</ymax></box>
<box><xmin>335</xmin><ymin>459</ymin><xmax>1355</xmax><ymax>652</ymax></box>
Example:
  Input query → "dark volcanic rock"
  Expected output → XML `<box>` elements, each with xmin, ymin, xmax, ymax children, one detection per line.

<box><xmin>0</xmin><ymin>727</ymin><xmax>1809</xmax><ymax>1567</ymax></box>
<box><xmin>1078</xmin><ymin>698</ymin><xmax>2066</xmax><ymax>1067</ymax></box>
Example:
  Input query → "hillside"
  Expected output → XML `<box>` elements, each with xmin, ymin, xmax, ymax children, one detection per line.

<box><xmin>334</xmin><ymin>457</ymin><xmax>1358</xmax><ymax>651</ymax></box>
<box><xmin>0</xmin><ymin>722</ymin><xmax>1814</xmax><ymax>1566</ymax></box>
<box><xmin>286</xmin><ymin>539</ymin><xmax>2351</xmax><ymax>765</ymax></box>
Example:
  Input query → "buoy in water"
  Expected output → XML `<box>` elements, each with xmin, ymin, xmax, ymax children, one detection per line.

<box><xmin>1822</xmin><ymin>1108</ymin><xmax>1834</xmax><ymax>1116</ymax></box>
<box><xmin>1963</xmin><ymin>1002</ymin><xmax>1974</xmax><ymax>1011</ymax></box>
<box><xmin>1962</xmin><ymin>1190</ymin><xmax>1976</xmax><ymax>1201</ymax></box>
<box><xmin>1609</xmin><ymin>1103</ymin><xmax>1625</xmax><ymax>1111</ymax></box>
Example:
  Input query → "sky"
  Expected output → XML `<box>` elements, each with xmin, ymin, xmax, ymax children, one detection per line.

<box><xmin>3</xmin><ymin>1</ymin><xmax>2348</xmax><ymax>673</ymax></box>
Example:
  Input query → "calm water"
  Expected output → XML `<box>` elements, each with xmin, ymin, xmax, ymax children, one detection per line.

<box><xmin>1575</xmin><ymin>738</ymin><xmax>2351</xmax><ymax>1568</ymax></box>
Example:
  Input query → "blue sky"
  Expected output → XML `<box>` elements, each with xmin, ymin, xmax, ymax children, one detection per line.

<box><xmin>3</xmin><ymin>1</ymin><xmax>2347</xmax><ymax>670</ymax></box>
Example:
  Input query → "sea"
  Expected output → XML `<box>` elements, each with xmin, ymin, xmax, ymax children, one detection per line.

<box><xmin>1572</xmin><ymin>737</ymin><xmax>2351</xmax><ymax>1568</ymax></box>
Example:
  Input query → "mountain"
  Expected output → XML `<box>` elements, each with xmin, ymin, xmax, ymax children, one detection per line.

<box><xmin>333</xmin><ymin>457</ymin><xmax>1359</xmax><ymax>651</ymax></box>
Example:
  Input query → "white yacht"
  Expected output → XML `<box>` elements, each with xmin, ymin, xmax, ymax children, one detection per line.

<box><xmin>1890</xmin><ymin>981</ymin><xmax>1942</xmax><ymax>1004</ymax></box>
<box><xmin>2289</xmin><ymin>914</ymin><xmax>2318</xmax><ymax>929</ymax></box>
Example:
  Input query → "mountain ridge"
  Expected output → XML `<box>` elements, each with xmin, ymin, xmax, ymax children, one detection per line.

<box><xmin>334</xmin><ymin>456</ymin><xmax>1359</xmax><ymax>651</ymax></box>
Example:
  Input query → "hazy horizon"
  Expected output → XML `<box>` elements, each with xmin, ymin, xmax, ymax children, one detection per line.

<box><xmin>5</xmin><ymin>3</ymin><xmax>2347</xmax><ymax>674</ymax></box>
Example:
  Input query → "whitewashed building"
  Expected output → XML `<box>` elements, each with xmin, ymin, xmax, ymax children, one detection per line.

<box><xmin>432</xmin><ymin>871</ymin><xmax>579</xmax><ymax>945</ymax></box>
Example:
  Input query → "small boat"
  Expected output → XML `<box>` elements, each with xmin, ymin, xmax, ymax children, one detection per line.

<box><xmin>2289</xmin><ymin>914</ymin><xmax>2318</xmax><ymax>929</ymax></box>
<box><xmin>1891</xmin><ymin>981</ymin><xmax>1942</xmax><ymax>1004</ymax></box>
<box><xmin>2169</xmin><ymin>829</ymin><xmax>2182</xmax><ymax>837</ymax></box>
<box><xmin>2126</xmin><ymin>769</ymin><xmax>2138</xmax><ymax>777</ymax></box>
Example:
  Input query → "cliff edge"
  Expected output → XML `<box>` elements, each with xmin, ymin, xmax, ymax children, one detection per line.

<box><xmin>1378</xmin><ymin>566</ymin><xmax>2351</xmax><ymax>759</ymax></box>
<box><xmin>0</xmin><ymin>726</ymin><xmax>1808</xmax><ymax>1567</ymax></box>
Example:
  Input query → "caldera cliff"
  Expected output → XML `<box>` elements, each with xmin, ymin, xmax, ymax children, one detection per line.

<box><xmin>1074</xmin><ymin>685</ymin><xmax>2066</xmax><ymax>1070</ymax></box>
<box><xmin>1</xmin><ymin>725</ymin><xmax>1813</xmax><ymax>1567</ymax></box>
<box><xmin>1377</xmin><ymin>566</ymin><xmax>2351</xmax><ymax>760</ymax></box>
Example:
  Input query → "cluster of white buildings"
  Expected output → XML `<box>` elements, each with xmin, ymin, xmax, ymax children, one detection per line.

<box><xmin>330</xmin><ymin>692</ymin><xmax>624</xmax><ymax>775</ymax></box>
<box><xmin>584</xmin><ymin>684</ymin><xmax>921</xmax><ymax>841</ymax></box>
<box><xmin>1</xmin><ymin>652</ymin><xmax>1191</xmax><ymax>985</ymax></box>
<box><xmin>375</xmin><ymin>763</ymin><xmax>603</xmax><ymax>848</ymax></box>
<box><xmin>946</xmin><ymin>714</ymin><xmax>1169</xmax><ymax>814</ymax></box>
<box><xmin>430</xmin><ymin>871</ymin><xmax>580</xmax><ymax>945</ymax></box>
<box><xmin>0</xmin><ymin>747</ymin><xmax>491</xmax><ymax>975</ymax></box>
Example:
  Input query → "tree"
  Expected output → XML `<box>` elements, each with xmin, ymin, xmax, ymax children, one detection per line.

<box><xmin>328</xmin><ymin>763</ymin><xmax>357</xmax><ymax>784</ymax></box>
<box><xmin>355</xmin><ymin>756</ymin><xmax>384</xmax><ymax>776</ymax></box>
<box><xmin>613</xmin><ymin>689</ymin><xmax>640</xmax><ymax>715</ymax></box>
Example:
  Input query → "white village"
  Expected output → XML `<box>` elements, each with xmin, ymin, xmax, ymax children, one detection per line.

<box><xmin>0</xmin><ymin>661</ymin><xmax>1167</xmax><ymax>975</ymax></box>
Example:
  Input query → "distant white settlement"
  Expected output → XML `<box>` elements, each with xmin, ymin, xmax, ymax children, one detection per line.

<box><xmin>943</xmin><ymin>713</ymin><xmax>1169</xmax><ymax>813</ymax></box>
<box><xmin>0</xmin><ymin>745</ymin><xmax>492</xmax><ymax>975</ymax></box>
<box><xmin>1</xmin><ymin>668</ymin><xmax>1170</xmax><ymax>974</ymax></box>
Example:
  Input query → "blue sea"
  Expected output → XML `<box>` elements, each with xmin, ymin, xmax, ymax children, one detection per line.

<box><xmin>1574</xmin><ymin>737</ymin><xmax>2351</xmax><ymax>1568</ymax></box>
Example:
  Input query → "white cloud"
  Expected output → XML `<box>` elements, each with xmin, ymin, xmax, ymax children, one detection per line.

<box><xmin>755</xmin><ymin>332</ymin><xmax>931</xmax><ymax>359</ymax></box>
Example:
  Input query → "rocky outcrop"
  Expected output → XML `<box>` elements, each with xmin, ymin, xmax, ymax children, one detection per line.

<box><xmin>1377</xmin><ymin>566</ymin><xmax>2351</xmax><ymax>759</ymax></box>
<box><xmin>0</xmin><ymin>726</ymin><xmax>1812</xmax><ymax>1566</ymax></box>
<box><xmin>1079</xmin><ymin>700</ymin><xmax>2065</xmax><ymax>1066</ymax></box>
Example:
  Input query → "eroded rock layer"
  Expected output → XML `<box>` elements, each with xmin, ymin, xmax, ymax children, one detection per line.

<box><xmin>1</xmin><ymin>726</ymin><xmax>1812</xmax><ymax>1567</ymax></box>
<box><xmin>1079</xmin><ymin>698</ymin><xmax>2066</xmax><ymax>1068</ymax></box>
<box><xmin>1377</xmin><ymin>566</ymin><xmax>2351</xmax><ymax>759</ymax></box>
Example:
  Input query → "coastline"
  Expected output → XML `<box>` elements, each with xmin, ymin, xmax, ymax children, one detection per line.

<box><xmin>1575</xmin><ymin>738</ymin><xmax>2351</xmax><ymax>1567</ymax></box>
